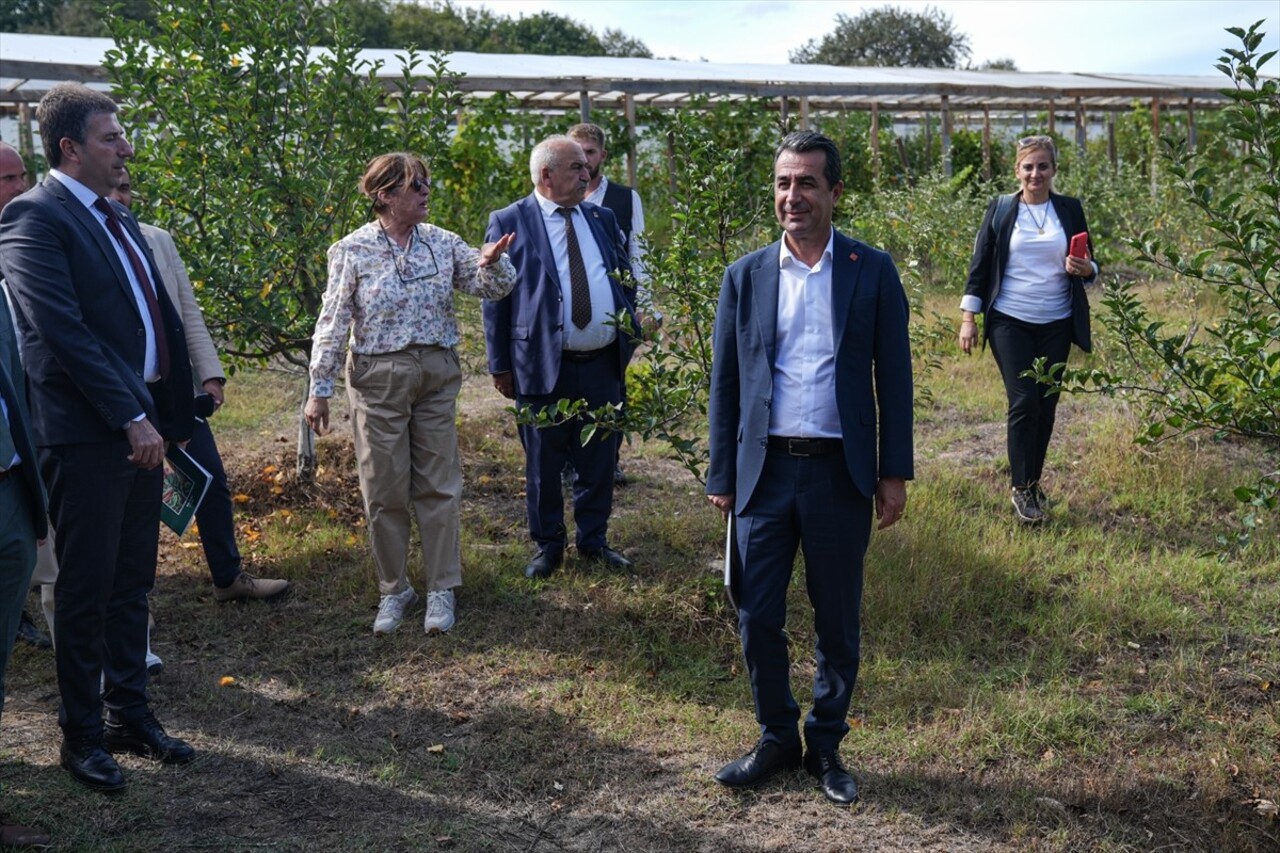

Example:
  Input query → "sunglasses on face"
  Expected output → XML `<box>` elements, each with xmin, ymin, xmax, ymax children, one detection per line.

<box><xmin>407</xmin><ymin>176</ymin><xmax>429</xmax><ymax>193</ymax></box>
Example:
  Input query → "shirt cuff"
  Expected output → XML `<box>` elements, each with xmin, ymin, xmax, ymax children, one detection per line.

<box><xmin>310</xmin><ymin>379</ymin><xmax>335</xmax><ymax>398</ymax></box>
<box><xmin>959</xmin><ymin>294</ymin><xmax>984</xmax><ymax>314</ymax></box>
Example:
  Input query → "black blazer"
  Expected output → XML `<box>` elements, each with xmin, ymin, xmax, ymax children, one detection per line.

<box><xmin>963</xmin><ymin>191</ymin><xmax>1096</xmax><ymax>353</ymax></box>
<box><xmin>0</xmin><ymin>176</ymin><xmax>194</xmax><ymax>445</ymax></box>
<box><xmin>0</xmin><ymin>292</ymin><xmax>47</xmax><ymax>538</ymax></box>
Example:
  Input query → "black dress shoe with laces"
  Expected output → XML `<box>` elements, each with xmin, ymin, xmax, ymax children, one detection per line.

<box><xmin>524</xmin><ymin>549</ymin><xmax>563</xmax><ymax>580</ymax></box>
<box><xmin>714</xmin><ymin>740</ymin><xmax>801</xmax><ymax>788</ymax></box>
<box><xmin>579</xmin><ymin>546</ymin><xmax>632</xmax><ymax>571</ymax></box>
<box><xmin>60</xmin><ymin>738</ymin><xmax>127</xmax><ymax>793</ymax></box>
<box><xmin>104</xmin><ymin>713</ymin><xmax>195</xmax><ymax>764</ymax></box>
<box><xmin>803</xmin><ymin>748</ymin><xmax>859</xmax><ymax>805</ymax></box>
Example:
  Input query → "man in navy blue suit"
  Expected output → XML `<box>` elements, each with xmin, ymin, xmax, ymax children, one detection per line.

<box><xmin>0</xmin><ymin>83</ymin><xmax>196</xmax><ymax>794</ymax></box>
<box><xmin>483</xmin><ymin>135</ymin><xmax>639</xmax><ymax>580</ymax></box>
<box><xmin>706</xmin><ymin>131</ymin><xmax>914</xmax><ymax>806</ymax></box>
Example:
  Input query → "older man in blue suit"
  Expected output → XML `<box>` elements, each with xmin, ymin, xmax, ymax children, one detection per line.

<box><xmin>707</xmin><ymin>131</ymin><xmax>914</xmax><ymax>806</ymax></box>
<box><xmin>0</xmin><ymin>83</ymin><xmax>196</xmax><ymax>794</ymax></box>
<box><xmin>483</xmin><ymin>135</ymin><xmax>639</xmax><ymax>580</ymax></box>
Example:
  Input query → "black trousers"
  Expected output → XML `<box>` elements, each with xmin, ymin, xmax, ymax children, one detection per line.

<box><xmin>41</xmin><ymin>439</ymin><xmax>160</xmax><ymax>740</ymax></box>
<box><xmin>986</xmin><ymin>309</ymin><xmax>1074</xmax><ymax>489</ymax></box>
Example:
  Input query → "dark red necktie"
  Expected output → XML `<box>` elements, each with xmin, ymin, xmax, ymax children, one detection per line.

<box><xmin>93</xmin><ymin>197</ymin><xmax>170</xmax><ymax>380</ymax></box>
<box><xmin>557</xmin><ymin>207</ymin><xmax>592</xmax><ymax>330</ymax></box>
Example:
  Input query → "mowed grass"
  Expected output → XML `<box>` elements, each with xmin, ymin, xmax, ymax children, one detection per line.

<box><xmin>1</xmin><ymin>300</ymin><xmax>1276</xmax><ymax>851</ymax></box>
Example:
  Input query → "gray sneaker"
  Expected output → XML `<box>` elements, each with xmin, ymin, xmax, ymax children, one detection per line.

<box><xmin>373</xmin><ymin>586</ymin><xmax>418</xmax><ymax>634</ymax></box>
<box><xmin>424</xmin><ymin>590</ymin><xmax>456</xmax><ymax>635</ymax></box>
<box><xmin>1011</xmin><ymin>487</ymin><xmax>1045</xmax><ymax>524</ymax></box>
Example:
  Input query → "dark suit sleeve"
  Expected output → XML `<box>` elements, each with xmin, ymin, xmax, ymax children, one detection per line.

<box><xmin>871</xmin><ymin>259</ymin><xmax>915</xmax><ymax>482</ymax></box>
<box><xmin>962</xmin><ymin>197</ymin><xmax>1001</xmax><ymax>307</ymax></box>
<box><xmin>482</xmin><ymin>210</ymin><xmax>513</xmax><ymax>376</ymax></box>
<box><xmin>705</xmin><ymin>265</ymin><xmax>740</xmax><ymax>495</ymax></box>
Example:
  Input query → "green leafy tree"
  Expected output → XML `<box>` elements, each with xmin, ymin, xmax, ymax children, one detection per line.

<box><xmin>106</xmin><ymin>0</ymin><xmax>459</xmax><ymax>475</ymax></box>
<box><xmin>600</xmin><ymin>27</ymin><xmax>652</xmax><ymax>58</ymax></box>
<box><xmin>1049</xmin><ymin>21</ymin><xmax>1280</xmax><ymax>544</ymax></box>
<box><xmin>790</xmin><ymin>5</ymin><xmax>972</xmax><ymax>68</ymax></box>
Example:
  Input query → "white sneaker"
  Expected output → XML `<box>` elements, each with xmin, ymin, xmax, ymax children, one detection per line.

<box><xmin>424</xmin><ymin>590</ymin><xmax>456</xmax><ymax>635</ymax></box>
<box><xmin>373</xmin><ymin>586</ymin><xmax>418</xmax><ymax>634</ymax></box>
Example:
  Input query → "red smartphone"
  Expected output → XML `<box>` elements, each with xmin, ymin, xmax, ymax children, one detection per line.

<box><xmin>1068</xmin><ymin>232</ymin><xmax>1089</xmax><ymax>259</ymax></box>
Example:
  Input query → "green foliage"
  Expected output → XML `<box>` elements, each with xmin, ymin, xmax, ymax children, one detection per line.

<box><xmin>1050</xmin><ymin>21</ymin><xmax>1280</xmax><ymax>542</ymax></box>
<box><xmin>105</xmin><ymin>0</ymin><xmax>459</xmax><ymax>368</ymax></box>
<box><xmin>790</xmin><ymin>5</ymin><xmax>972</xmax><ymax>68</ymax></box>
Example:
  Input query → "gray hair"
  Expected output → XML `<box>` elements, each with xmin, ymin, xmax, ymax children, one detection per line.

<box><xmin>529</xmin><ymin>135</ymin><xmax>576</xmax><ymax>187</ymax></box>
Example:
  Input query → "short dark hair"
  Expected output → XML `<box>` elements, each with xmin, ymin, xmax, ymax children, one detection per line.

<box><xmin>36</xmin><ymin>83</ymin><xmax>118</xmax><ymax>168</ymax></box>
<box><xmin>775</xmin><ymin>131</ymin><xmax>842</xmax><ymax>189</ymax></box>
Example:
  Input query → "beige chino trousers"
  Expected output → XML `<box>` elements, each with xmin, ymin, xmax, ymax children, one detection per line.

<box><xmin>346</xmin><ymin>345</ymin><xmax>463</xmax><ymax>596</ymax></box>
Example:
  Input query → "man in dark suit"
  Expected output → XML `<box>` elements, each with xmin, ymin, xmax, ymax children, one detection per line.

<box><xmin>0</xmin><ymin>83</ymin><xmax>196</xmax><ymax>794</ymax></box>
<box><xmin>0</xmin><ymin>142</ymin><xmax>51</xmax><ymax>846</ymax></box>
<box><xmin>706</xmin><ymin>131</ymin><xmax>914</xmax><ymax>806</ymax></box>
<box><xmin>483</xmin><ymin>135</ymin><xmax>639</xmax><ymax>580</ymax></box>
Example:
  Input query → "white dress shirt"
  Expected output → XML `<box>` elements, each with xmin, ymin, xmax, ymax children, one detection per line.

<box><xmin>50</xmin><ymin>168</ymin><xmax>162</xmax><ymax>383</ymax></box>
<box><xmin>769</xmin><ymin>230</ymin><xmax>841</xmax><ymax>439</ymax></box>
<box><xmin>534</xmin><ymin>191</ymin><xmax>618</xmax><ymax>352</ymax></box>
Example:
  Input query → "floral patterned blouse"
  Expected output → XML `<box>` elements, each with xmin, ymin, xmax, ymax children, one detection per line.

<box><xmin>309</xmin><ymin>221</ymin><xmax>515</xmax><ymax>397</ymax></box>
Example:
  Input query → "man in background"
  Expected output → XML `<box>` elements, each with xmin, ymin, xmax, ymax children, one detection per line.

<box><xmin>567</xmin><ymin>123</ymin><xmax>656</xmax><ymax>486</ymax></box>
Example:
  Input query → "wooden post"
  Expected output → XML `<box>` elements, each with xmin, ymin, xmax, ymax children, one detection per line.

<box><xmin>17</xmin><ymin>103</ymin><xmax>35</xmax><ymax>163</ymax></box>
<box><xmin>870</xmin><ymin>102</ymin><xmax>882</xmax><ymax>184</ymax></box>
<box><xmin>1186</xmin><ymin>96</ymin><xmax>1196</xmax><ymax>153</ymax></box>
<box><xmin>665</xmin><ymin>130</ymin><xmax>678</xmax><ymax>195</ymax></box>
<box><xmin>1074</xmin><ymin>96</ymin><xmax>1086</xmax><ymax>156</ymax></box>
<box><xmin>799</xmin><ymin>96</ymin><xmax>810</xmax><ymax>131</ymax></box>
<box><xmin>780</xmin><ymin>96</ymin><xmax>790</xmax><ymax>130</ymax></box>
<box><xmin>982</xmin><ymin>105</ymin><xmax>992</xmax><ymax>181</ymax></box>
<box><xmin>1151</xmin><ymin>98</ymin><xmax>1161</xmax><ymax>196</ymax></box>
<box><xmin>579</xmin><ymin>90</ymin><xmax>590</xmax><ymax>123</ymax></box>
<box><xmin>940</xmin><ymin>94</ymin><xmax>952</xmax><ymax>178</ymax></box>
<box><xmin>625</xmin><ymin>93</ymin><xmax>637</xmax><ymax>187</ymax></box>
<box><xmin>1048</xmin><ymin>99</ymin><xmax>1056</xmax><ymax>136</ymax></box>
<box><xmin>1107</xmin><ymin>111</ymin><xmax>1117</xmax><ymax>171</ymax></box>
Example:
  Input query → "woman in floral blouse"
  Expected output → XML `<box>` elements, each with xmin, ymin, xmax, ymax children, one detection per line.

<box><xmin>305</xmin><ymin>152</ymin><xmax>515</xmax><ymax>636</ymax></box>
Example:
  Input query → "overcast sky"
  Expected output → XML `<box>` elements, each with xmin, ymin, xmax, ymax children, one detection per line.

<box><xmin>459</xmin><ymin>0</ymin><xmax>1279</xmax><ymax>76</ymax></box>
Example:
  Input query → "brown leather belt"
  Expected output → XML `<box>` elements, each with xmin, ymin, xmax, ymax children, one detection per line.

<box><xmin>766</xmin><ymin>436</ymin><xmax>843</xmax><ymax>457</ymax></box>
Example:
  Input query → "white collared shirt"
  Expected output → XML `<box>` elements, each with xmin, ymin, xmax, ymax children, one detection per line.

<box><xmin>51</xmin><ymin>168</ymin><xmax>162</xmax><ymax>383</ymax></box>
<box><xmin>770</xmin><ymin>230</ymin><xmax>841</xmax><ymax>439</ymax></box>
<box><xmin>584</xmin><ymin>176</ymin><xmax>649</xmax><ymax>289</ymax></box>
<box><xmin>534</xmin><ymin>191</ymin><xmax>618</xmax><ymax>352</ymax></box>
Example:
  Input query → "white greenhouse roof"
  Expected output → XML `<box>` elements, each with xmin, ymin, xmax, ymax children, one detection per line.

<box><xmin>0</xmin><ymin>32</ymin><xmax>1250</xmax><ymax>112</ymax></box>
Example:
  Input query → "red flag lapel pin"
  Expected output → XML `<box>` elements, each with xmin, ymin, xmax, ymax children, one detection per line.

<box><xmin>849</xmin><ymin>251</ymin><xmax>859</xmax><ymax>262</ymax></box>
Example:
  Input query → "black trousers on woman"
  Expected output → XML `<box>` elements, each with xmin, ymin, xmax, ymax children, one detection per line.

<box><xmin>986</xmin><ymin>309</ymin><xmax>1074</xmax><ymax>489</ymax></box>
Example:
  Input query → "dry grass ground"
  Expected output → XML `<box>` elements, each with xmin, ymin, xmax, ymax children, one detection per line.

<box><xmin>1</xmin><ymin>351</ymin><xmax>1276</xmax><ymax>851</ymax></box>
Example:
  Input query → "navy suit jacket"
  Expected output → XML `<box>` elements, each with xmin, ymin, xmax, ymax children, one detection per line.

<box><xmin>0</xmin><ymin>176</ymin><xmax>193</xmax><ymax>446</ymax></box>
<box><xmin>963</xmin><ymin>191</ymin><xmax>1095</xmax><ymax>352</ymax></box>
<box><xmin>706</xmin><ymin>231</ymin><xmax>914</xmax><ymax>512</ymax></box>
<box><xmin>0</xmin><ymin>291</ymin><xmax>47</xmax><ymax>538</ymax></box>
<box><xmin>482</xmin><ymin>194</ymin><xmax>638</xmax><ymax>397</ymax></box>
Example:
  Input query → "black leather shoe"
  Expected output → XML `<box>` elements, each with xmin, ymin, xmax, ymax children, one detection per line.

<box><xmin>714</xmin><ymin>740</ymin><xmax>801</xmax><ymax>788</ymax></box>
<box><xmin>524</xmin><ymin>549</ymin><xmax>563</xmax><ymax>580</ymax></box>
<box><xmin>579</xmin><ymin>546</ymin><xmax>632</xmax><ymax>571</ymax></box>
<box><xmin>803</xmin><ymin>748</ymin><xmax>859</xmax><ymax>806</ymax></box>
<box><xmin>16</xmin><ymin>611</ymin><xmax>51</xmax><ymax>650</ymax></box>
<box><xmin>60</xmin><ymin>739</ymin><xmax>127</xmax><ymax>793</ymax></box>
<box><xmin>104</xmin><ymin>713</ymin><xmax>195</xmax><ymax>764</ymax></box>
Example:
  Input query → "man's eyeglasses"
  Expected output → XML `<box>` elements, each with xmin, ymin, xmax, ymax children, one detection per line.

<box><xmin>379</xmin><ymin>224</ymin><xmax>439</xmax><ymax>284</ymax></box>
